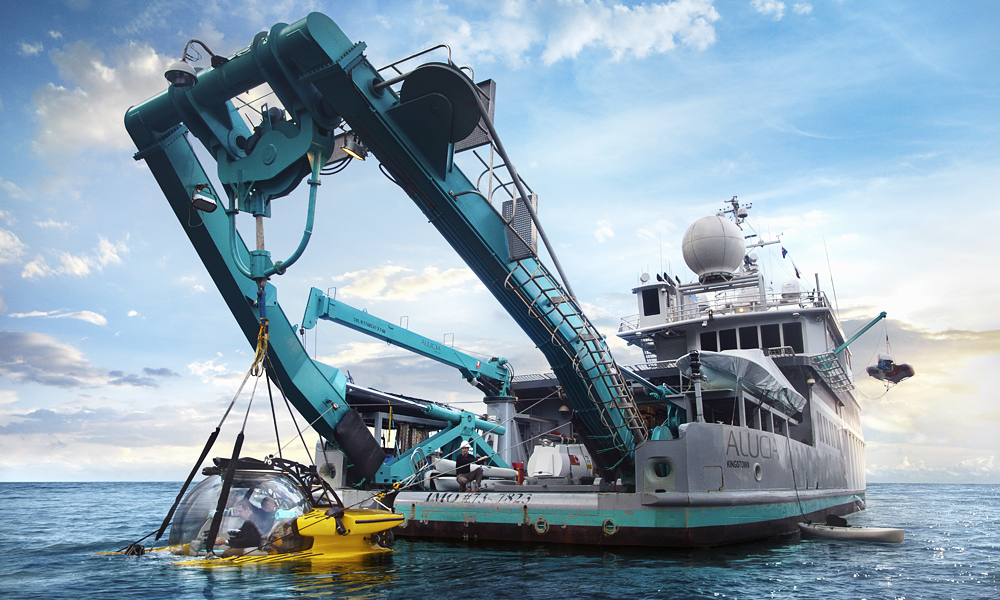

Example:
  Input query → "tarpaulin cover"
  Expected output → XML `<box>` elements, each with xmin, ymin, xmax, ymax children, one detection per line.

<box><xmin>676</xmin><ymin>349</ymin><xmax>807</xmax><ymax>415</ymax></box>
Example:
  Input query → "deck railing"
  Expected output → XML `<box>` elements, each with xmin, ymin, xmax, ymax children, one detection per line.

<box><xmin>619</xmin><ymin>290</ymin><xmax>830</xmax><ymax>332</ymax></box>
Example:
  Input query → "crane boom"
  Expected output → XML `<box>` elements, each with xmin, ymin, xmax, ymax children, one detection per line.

<box><xmin>125</xmin><ymin>12</ymin><xmax>646</xmax><ymax>480</ymax></box>
<box><xmin>302</xmin><ymin>288</ymin><xmax>511</xmax><ymax>397</ymax></box>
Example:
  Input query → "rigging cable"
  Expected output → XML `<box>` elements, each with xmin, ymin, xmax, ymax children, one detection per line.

<box><xmin>263</xmin><ymin>354</ymin><xmax>338</xmax><ymax>507</ymax></box>
<box><xmin>266</xmin><ymin>375</ymin><xmax>283</xmax><ymax>460</ymax></box>
<box><xmin>204</xmin><ymin>375</ymin><xmax>259</xmax><ymax>556</ymax></box>
<box><xmin>134</xmin><ymin>364</ymin><xmax>258</xmax><ymax>551</ymax></box>
<box><xmin>785</xmin><ymin>431</ymin><xmax>809</xmax><ymax>523</ymax></box>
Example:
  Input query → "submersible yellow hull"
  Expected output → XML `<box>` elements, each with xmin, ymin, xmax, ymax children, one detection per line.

<box><xmin>173</xmin><ymin>508</ymin><xmax>405</xmax><ymax>566</ymax></box>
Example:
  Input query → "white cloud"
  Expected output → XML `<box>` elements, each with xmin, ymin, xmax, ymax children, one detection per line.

<box><xmin>793</xmin><ymin>3</ymin><xmax>812</xmax><ymax>15</ymax></box>
<box><xmin>1</xmin><ymin>178</ymin><xmax>28</xmax><ymax>200</ymax></box>
<box><xmin>541</xmin><ymin>0</ymin><xmax>721</xmax><ymax>64</ymax></box>
<box><xmin>867</xmin><ymin>444</ymin><xmax>1000</xmax><ymax>483</ymax></box>
<box><xmin>0</xmin><ymin>332</ymin><xmax>104</xmax><ymax>388</ymax></box>
<box><xmin>59</xmin><ymin>252</ymin><xmax>93</xmax><ymax>276</ymax></box>
<box><xmin>636</xmin><ymin>219</ymin><xmax>682</xmax><ymax>243</ymax></box>
<box><xmin>36</xmin><ymin>220</ymin><xmax>71</xmax><ymax>229</ymax></box>
<box><xmin>20</xmin><ymin>235</ymin><xmax>129</xmax><ymax>279</ymax></box>
<box><xmin>95</xmin><ymin>236</ymin><xmax>127</xmax><ymax>267</ymax></box>
<box><xmin>55</xmin><ymin>311</ymin><xmax>108</xmax><ymax>326</ymax></box>
<box><xmin>19</xmin><ymin>41</ymin><xmax>44</xmax><ymax>57</ymax></box>
<box><xmin>0</xmin><ymin>389</ymin><xmax>18</xmax><ymax>407</ymax></box>
<box><xmin>333</xmin><ymin>264</ymin><xmax>479</xmax><ymax>302</ymax></box>
<box><xmin>409</xmin><ymin>0</ymin><xmax>719</xmax><ymax>68</ymax></box>
<box><xmin>32</xmin><ymin>41</ymin><xmax>172</xmax><ymax>155</ymax></box>
<box><xmin>317</xmin><ymin>342</ymin><xmax>403</xmax><ymax>368</ymax></box>
<box><xmin>751</xmin><ymin>0</ymin><xmax>786</xmax><ymax>21</ymax></box>
<box><xmin>21</xmin><ymin>257</ymin><xmax>55</xmax><ymax>279</ymax></box>
<box><xmin>593</xmin><ymin>220</ymin><xmax>614</xmax><ymax>243</ymax></box>
<box><xmin>49</xmin><ymin>31</ymin><xmax>63</xmax><ymax>40</ymax></box>
<box><xmin>127</xmin><ymin>310</ymin><xmax>139</xmax><ymax>317</ymax></box>
<box><xmin>0</xmin><ymin>229</ymin><xmax>27</xmax><ymax>264</ymax></box>
<box><xmin>187</xmin><ymin>359</ymin><xmax>244</xmax><ymax>387</ymax></box>
<box><xmin>8</xmin><ymin>309</ymin><xmax>108</xmax><ymax>326</ymax></box>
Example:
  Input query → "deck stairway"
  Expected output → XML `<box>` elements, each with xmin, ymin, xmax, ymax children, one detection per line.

<box><xmin>503</xmin><ymin>259</ymin><xmax>649</xmax><ymax>457</ymax></box>
<box><xmin>811</xmin><ymin>352</ymin><xmax>855</xmax><ymax>392</ymax></box>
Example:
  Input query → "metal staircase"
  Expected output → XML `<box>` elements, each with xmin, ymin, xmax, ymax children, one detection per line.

<box><xmin>811</xmin><ymin>352</ymin><xmax>855</xmax><ymax>392</ymax></box>
<box><xmin>503</xmin><ymin>259</ymin><xmax>649</xmax><ymax>454</ymax></box>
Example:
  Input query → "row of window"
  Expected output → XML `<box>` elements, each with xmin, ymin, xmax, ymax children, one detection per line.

<box><xmin>701</xmin><ymin>322</ymin><xmax>804</xmax><ymax>354</ymax></box>
<box><xmin>816</xmin><ymin>411</ymin><xmax>841</xmax><ymax>450</ymax></box>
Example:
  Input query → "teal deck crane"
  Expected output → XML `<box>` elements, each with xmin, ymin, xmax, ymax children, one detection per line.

<box><xmin>301</xmin><ymin>287</ymin><xmax>512</xmax><ymax>399</ymax></box>
<box><xmin>125</xmin><ymin>13</ymin><xmax>647</xmax><ymax>484</ymax></box>
<box><xmin>301</xmin><ymin>287</ymin><xmax>512</xmax><ymax>485</ymax></box>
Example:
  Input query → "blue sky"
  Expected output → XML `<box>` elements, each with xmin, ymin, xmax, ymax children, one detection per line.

<box><xmin>1</xmin><ymin>0</ymin><xmax>997</xmax><ymax>482</ymax></box>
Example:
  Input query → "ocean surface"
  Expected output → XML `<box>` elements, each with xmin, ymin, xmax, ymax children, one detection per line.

<box><xmin>0</xmin><ymin>482</ymin><xmax>996</xmax><ymax>599</ymax></box>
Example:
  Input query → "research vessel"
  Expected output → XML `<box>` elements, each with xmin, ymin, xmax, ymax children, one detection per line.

<box><xmin>392</xmin><ymin>198</ymin><xmax>872</xmax><ymax>546</ymax></box>
<box><xmin>124</xmin><ymin>12</ymin><xmax>886</xmax><ymax>550</ymax></box>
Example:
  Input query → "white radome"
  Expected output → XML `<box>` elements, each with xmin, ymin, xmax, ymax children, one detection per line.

<box><xmin>682</xmin><ymin>216</ymin><xmax>746</xmax><ymax>280</ymax></box>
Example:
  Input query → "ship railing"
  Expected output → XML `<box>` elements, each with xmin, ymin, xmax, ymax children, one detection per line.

<box><xmin>619</xmin><ymin>291</ymin><xmax>830</xmax><ymax>331</ymax></box>
<box><xmin>767</xmin><ymin>346</ymin><xmax>796</xmax><ymax>358</ymax></box>
<box><xmin>511</xmin><ymin>372</ymin><xmax>555</xmax><ymax>383</ymax></box>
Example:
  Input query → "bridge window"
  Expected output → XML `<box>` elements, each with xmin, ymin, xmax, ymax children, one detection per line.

<box><xmin>761</xmin><ymin>324</ymin><xmax>781</xmax><ymax>349</ymax></box>
<box><xmin>739</xmin><ymin>326</ymin><xmax>759</xmax><ymax>349</ymax></box>
<box><xmin>782</xmin><ymin>323</ymin><xmax>804</xmax><ymax>353</ymax></box>
<box><xmin>700</xmin><ymin>332</ymin><xmax>718</xmax><ymax>352</ymax></box>
<box><xmin>641</xmin><ymin>288</ymin><xmax>661</xmax><ymax>316</ymax></box>
<box><xmin>719</xmin><ymin>328</ymin><xmax>738</xmax><ymax>351</ymax></box>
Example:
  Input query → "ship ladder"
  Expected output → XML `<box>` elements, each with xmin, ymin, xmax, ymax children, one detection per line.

<box><xmin>810</xmin><ymin>352</ymin><xmax>855</xmax><ymax>392</ymax></box>
<box><xmin>502</xmin><ymin>259</ymin><xmax>648</xmax><ymax>452</ymax></box>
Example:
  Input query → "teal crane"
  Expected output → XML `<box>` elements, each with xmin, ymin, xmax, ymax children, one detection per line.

<box><xmin>125</xmin><ymin>13</ymin><xmax>647</xmax><ymax>483</ymax></box>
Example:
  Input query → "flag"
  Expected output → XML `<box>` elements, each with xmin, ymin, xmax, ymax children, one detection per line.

<box><xmin>781</xmin><ymin>247</ymin><xmax>788</xmax><ymax>258</ymax></box>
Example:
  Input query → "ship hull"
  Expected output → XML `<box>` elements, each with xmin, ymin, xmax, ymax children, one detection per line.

<box><xmin>392</xmin><ymin>422</ymin><xmax>865</xmax><ymax>547</ymax></box>
<box><xmin>395</xmin><ymin>488</ymin><xmax>864</xmax><ymax>547</ymax></box>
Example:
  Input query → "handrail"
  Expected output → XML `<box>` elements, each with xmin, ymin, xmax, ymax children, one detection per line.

<box><xmin>620</xmin><ymin>290</ymin><xmax>832</xmax><ymax>330</ymax></box>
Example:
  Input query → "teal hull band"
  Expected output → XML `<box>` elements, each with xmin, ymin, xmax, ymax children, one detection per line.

<box><xmin>401</xmin><ymin>493</ymin><xmax>864</xmax><ymax>529</ymax></box>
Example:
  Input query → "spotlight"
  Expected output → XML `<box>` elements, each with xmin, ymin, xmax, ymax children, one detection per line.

<box><xmin>164</xmin><ymin>39</ymin><xmax>224</xmax><ymax>88</ymax></box>
<box><xmin>165</xmin><ymin>60</ymin><xmax>197</xmax><ymax>87</ymax></box>
<box><xmin>342</xmin><ymin>136</ymin><xmax>368</xmax><ymax>161</ymax></box>
<box><xmin>191</xmin><ymin>184</ymin><xmax>217</xmax><ymax>212</ymax></box>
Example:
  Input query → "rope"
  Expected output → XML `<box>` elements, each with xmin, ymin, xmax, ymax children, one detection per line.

<box><xmin>785</xmin><ymin>431</ymin><xmax>808</xmax><ymax>522</ymax></box>
<box><xmin>262</xmin><ymin>355</ymin><xmax>340</xmax><ymax>508</ymax></box>
<box><xmin>266</xmin><ymin>376</ymin><xmax>283</xmax><ymax>460</ymax></box>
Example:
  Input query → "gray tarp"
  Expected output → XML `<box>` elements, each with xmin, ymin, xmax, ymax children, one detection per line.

<box><xmin>676</xmin><ymin>349</ymin><xmax>807</xmax><ymax>415</ymax></box>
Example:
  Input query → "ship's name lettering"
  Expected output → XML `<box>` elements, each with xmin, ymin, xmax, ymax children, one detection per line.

<box><xmin>424</xmin><ymin>492</ymin><xmax>532</xmax><ymax>504</ymax></box>
<box><xmin>726</xmin><ymin>459</ymin><xmax>751</xmax><ymax>469</ymax></box>
<box><xmin>421</xmin><ymin>339</ymin><xmax>442</xmax><ymax>353</ymax></box>
<box><xmin>726</xmin><ymin>430</ymin><xmax>779</xmax><ymax>460</ymax></box>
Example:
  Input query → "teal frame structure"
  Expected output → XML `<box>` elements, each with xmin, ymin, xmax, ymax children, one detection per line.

<box><xmin>125</xmin><ymin>13</ymin><xmax>645</xmax><ymax>481</ymax></box>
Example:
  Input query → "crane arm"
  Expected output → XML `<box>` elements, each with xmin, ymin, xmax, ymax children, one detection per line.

<box><xmin>302</xmin><ymin>288</ymin><xmax>511</xmax><ymax>397</ymax></box>
<box><xmin>126</xmin><ymin>12</ymin><xmax>646</xmax><ymax>480</ymax></box>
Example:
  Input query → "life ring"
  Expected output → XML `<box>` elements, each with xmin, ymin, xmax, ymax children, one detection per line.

<box><xmin>602</xmin><ymin>519</ymin><xmax>618</xmax><ymax>536</ymax></box>
<box><xmin>533</xmin><ymin>517</ymin><xmax>549</xmax><ymax>534</ymax></box>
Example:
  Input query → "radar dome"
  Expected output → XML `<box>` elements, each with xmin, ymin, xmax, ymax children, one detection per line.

<box><xmin>682</xmin><ymin>216</ymin><xmax>745</xmax><ymax>282</ymax></box>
